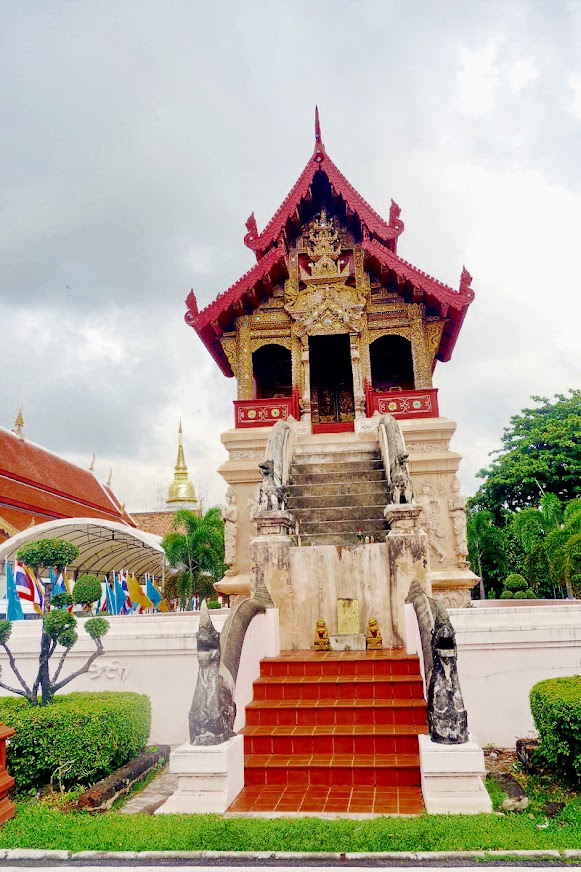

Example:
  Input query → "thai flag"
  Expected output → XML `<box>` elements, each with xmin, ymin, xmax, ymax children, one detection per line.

<box><xmin>15</xmin><ymin>562</ymin><xmax>44</xmax><ymax>614</ymax></box>
<box><xmin>119</xmin><ymin>570</ymin><xmax>133</xmax><ymax>612</ymax></box>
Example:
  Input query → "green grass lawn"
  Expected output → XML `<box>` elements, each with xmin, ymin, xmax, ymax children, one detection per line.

<box><xmin>1</xmin><ymin>769</ymin><xmax>579</xmax><ymax>854</ymax></box>
<box><xmin>0</xmin><ymin>793</ymin><xmax>580</xmax><ymax>853</ymax></box>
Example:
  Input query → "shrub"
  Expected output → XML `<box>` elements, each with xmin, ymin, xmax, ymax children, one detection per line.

<box><xmin>504</xmin><ymin>573</ymin><xmax>528</xmax><ymax>592</ymax></box>
<box><xmin>72</xmin><ymin>575</ymin><xmax>101</xmax><ymax>607</ymax></box>
<box><xmin>0</xmin><ymin>692</ymin><xmax>150</xmax><ymax>792</ymax></box>
<box><xmin>524</xmin><ymin>588</ymin><xmax>536</xmax><ymax>599</ymax></box>
<box><xmin>500</xmin><ymin>590</ymin><xmax>514</xmax><ymax>599</ymax></box>
<box><xmin>513</xmin><ymin>590</ymin><xmax>529</xmax><ymax>599</ymax></box>
<box><xmin>17</xmin><ymin>538</ymin><xmax>79</xmax><ymax>572</ymax></box>
<box><xmin>530</xmin><ymin>676</ymin><xmax>581</xmax><ymax>780</ymax></box>
<box><xmin>206</xmin><ymin>600</ymin><xmax>221</xmax><ymax>609</ymax></box>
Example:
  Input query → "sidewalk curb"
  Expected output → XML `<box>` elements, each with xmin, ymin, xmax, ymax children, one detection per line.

<box><xmin>0</xmin><ymin>848</ymin><xmax>579</xmax><ymax>862</ymax></box>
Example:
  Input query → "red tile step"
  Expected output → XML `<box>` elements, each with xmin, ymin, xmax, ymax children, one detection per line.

<box><xmin>228</xmin><ymin>784</ymin><xmax>425</xmax><ymax>816</ymax></box>
<box><xmin>245</xmin><ymin>752</ymin><xmax>421</xmax><ymax>787</ymax></box>
<box><xmin>252</xmin><ymin>674</ymin><xmax>425</xmax><ymax>701</ymax></box>
<box><xmin>242</xmin><ymin>723</ymin><xmax>426</xmax><ymax>756</ymax></box>
<box><xmin>260</xmin><ymin>649</ymin><xmax>421</xmax><ymax>678</ymax></box>
<box><xmin>228</xmin><ymin>649</ymin><xmax>427</xmax><ymax>815</ymax></box>
<box><xmin>245</xmin><ymin>697</ymin><xmax>427</xmax><ymax>727</ymax></box>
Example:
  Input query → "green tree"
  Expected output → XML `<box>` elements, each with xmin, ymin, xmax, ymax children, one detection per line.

<box><xmin>466</xmin><ymin>509</ymin><xmax>508</xmax><ymax>598</ymax></box>
<box><xmin>473</xmin><ymin>391</ymin><xmax>581</xmax><ymax>520</ymax></box>
<box><xmin>510</xmin><ymin>493</ymin><xmax>564</xmax><ymax>597</ymax></box>
<box><xmin>162</xmin><ymin>508</ymin><xmax>225</xmax><ymax>609</ymax></box>
<box><xmin>0</xmin><ymin>539</ymin><xmax>109</xmax><ymax>705</ymax></box>
<box><xmin>545</xmin><ymin>498</ymin><xmax>581</xmax><ymax>598</ymax></box>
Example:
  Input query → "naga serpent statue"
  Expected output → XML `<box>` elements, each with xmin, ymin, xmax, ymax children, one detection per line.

<box><xmin>406</xmin><ymin>579</ymin><xmax>469</xmax><ymax>745</ymax></box>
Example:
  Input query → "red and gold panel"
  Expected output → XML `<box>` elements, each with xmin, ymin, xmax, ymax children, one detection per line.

<box><xmin>234</xmin><ymin>398</ymin><xmax>293</xmax><ymax>428</ymax></box>
<box><xmin>367</xmin><ymin>388</ymin><xmax>439</xmax><ymax>420</ymax></box>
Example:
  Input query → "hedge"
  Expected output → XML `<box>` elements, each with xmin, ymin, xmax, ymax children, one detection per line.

<box><xmin>0</xmin><ymin>692</ymin><xmax>150</xmax><ymax>792</ymax></box>
<box><xmin>530</xmin><ymin>676</ymin><xmax>581</xmax><ymax>780</ymax></box>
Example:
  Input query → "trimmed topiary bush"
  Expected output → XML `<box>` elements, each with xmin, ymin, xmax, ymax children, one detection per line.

<box><xmin>504</xmin><ymin>573</ymin><xmax>528</xmax><ymax>592</ymax></box>
<box><xmin>530</xmin><ymin>676</ymin><xmax>581</xmax><ymax>780</ymax></box>
<box><xmin>500</xmin><ymin>590</ymin><xmax>514</xmax><ymax>599</ymax></box>
<box><xmin>72</xmin><ymin>575</ymin><xmax>102</xmax><ymax>610</ymax></box>
<box><xmin>0</xmin><ymin>692</ymin><xmax>150</xmax><ymax>792</ymax></box>
<box><xmin>513</xmin><ymin>590</ymin><xmax>529</xmax><ymax>599</ymax></box>
<box><xmin>206</xmin><ymin>600</ymin><xmax>221</xmax><ymax>609</ymax></box>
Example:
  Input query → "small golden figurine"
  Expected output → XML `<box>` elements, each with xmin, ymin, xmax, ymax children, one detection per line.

<box><xmin>314</xmin><ymin>619</ymin><xmax>330</xmax><ymax>651</ymax></box>
<box><xmin>366</xmin><ymin>618</ymin><xmax>383</xmax><ymax>650</ymax></box>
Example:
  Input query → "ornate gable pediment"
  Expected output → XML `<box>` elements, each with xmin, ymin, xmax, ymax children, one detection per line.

<box><xmin>285</xmin><ymin>210</ymin><xmax>366</xmax><ymax>337</ymax></box>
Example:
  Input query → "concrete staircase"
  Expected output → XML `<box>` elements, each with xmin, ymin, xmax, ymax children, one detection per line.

<box><xmin>228</xmin><ymin>649</ymin><xmax>426</xmax><ymax>815</ymax></box>
<box><xmin>286</xmin><ymin>433</ymin><xmax>390</xmax><ymax>546</ymax></box>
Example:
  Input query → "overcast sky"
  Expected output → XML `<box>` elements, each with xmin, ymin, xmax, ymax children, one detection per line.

<box><xmin>2</xmin><ymin>0</ymin><xmax>580</xmax><ymax>513</ymax></box>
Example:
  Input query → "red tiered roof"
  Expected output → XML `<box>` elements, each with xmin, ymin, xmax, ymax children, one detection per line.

<box><xmin>0</xmin><ymin>426</ymin><xmax>136</xmax><ymax>540</ymax></box>
<box><xmin>185</xmin><ymin>111</ymin><xmax>474</xmax><ymax>376</ymax></box>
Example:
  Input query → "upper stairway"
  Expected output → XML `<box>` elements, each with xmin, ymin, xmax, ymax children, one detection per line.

<box><xmin>286</xmin><ymin>432</ymin><xmax>390</xmax><ymax>547</ymax></box>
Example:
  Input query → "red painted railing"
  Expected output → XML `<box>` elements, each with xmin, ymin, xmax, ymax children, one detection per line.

<box><xmin>234</xmin><ymin>390</ymin><xmax>299</xmax><ymax>428</ymax></box>
<box><xmin>365</xmin><ymin>384</ymin><xmax>439</xmax><ymax>420</ymax></box>
<box><xmin>0</xmin><ymin>723</ymin><xmax>15</xmax><ymax>823</ymax></box>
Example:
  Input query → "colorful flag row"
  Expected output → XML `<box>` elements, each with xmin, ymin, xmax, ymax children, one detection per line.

<box><xmin>4</xmin><ymin>563</ymin><xmax>168</xmax><ymax>619</ymax></box>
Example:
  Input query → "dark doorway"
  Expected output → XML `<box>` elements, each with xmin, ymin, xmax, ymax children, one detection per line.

<box><xmin>252</xmin><ymin>344</ymin><xmax>292</xmax><ymax>398</ymax></box>
<box><xmin>309</xmin><ymin>334</ymin><xmax>355</xmax><ymax>425</ymax></box>
<box><xmin>369</xmin><ymin>334</ymin><xmax>414</xmax><ymax>391</ymax></box>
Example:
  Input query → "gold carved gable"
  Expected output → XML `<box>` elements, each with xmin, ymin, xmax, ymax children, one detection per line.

<box><xmin>286</xmin><ymin>283</ymin><xmax>366</xmax><ymax>337</ymax></box>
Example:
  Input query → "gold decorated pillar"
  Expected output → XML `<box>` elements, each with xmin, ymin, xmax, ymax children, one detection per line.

<box><xmin>291</xmin><ymin>333</ymin><xmax>302</xmax><ymax>406</ymax></box>
<box><xmin>360</xmin><ymin>322</ymin><xmax>372</xmax><ymax>388</ymax></box>
<box><xmin>236</xmin><ymin>316</ymin><xmax>254</xmax><ymax>400</ymax></box>
<box><xmin>300</xmin><ymin>335</ymin><xmax>311</xmax><ymax>423</ymax></box>
<box><xmin>409</xmin><ymin>307</ymin><xmax>433</xmax><ymax>390</ymax></box>
<box><xmin>350</xmin><ymin>334</ymin><xmax>366</xmax><ymax>419</ymax></box>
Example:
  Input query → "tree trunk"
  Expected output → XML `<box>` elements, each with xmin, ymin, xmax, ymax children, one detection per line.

<box><xmin>38</xmin><ymin>630</ymin><xmax>53</xmax><ymax>705</ymax></box>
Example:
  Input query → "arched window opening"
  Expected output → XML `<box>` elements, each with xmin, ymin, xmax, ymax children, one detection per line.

<box><xmin>369</xmin><ymin>335</ymin><xmax>414</xmax><ymax>391</ymax></box>
<box><xmin>252</xmin><ymin>344</ymin><xmax>292</xmax><ymax>399</ymax></box>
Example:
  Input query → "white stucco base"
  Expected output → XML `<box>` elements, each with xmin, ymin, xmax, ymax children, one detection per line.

<box><xmin>419</xmin><ymin>734</ymin><xmax>492</xmax><ymax>814</ymax></box>
<box><xmin>0</xmin><ymin>607</ymin><xmax>280</xmax><ymax>746</ymax></box>
<box><xmin>154</xmin><ymin>735</ymin><xmax>244</xmax><ymax>814</ymax></box>
<box><xmin>406</xmin><ymin>602</ymin><xmax>581</xmax><ymax>747</ymax></box>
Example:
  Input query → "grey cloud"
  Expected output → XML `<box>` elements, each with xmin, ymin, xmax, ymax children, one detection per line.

<box><xmin>1</xmin><ymin>0</ymin><xmax>580</xmax><ymax>511</ymax></box>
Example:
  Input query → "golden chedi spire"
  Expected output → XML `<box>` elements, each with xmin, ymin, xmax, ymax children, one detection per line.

<box><xmin>13</xmin><ymin>403</ymin><xmax>25</xmax><ymax>439</ymax></box>
<box><xmin>166</xmin><ymin>421</ymin><xmax>197</xmax><ymax>509</ymax></box>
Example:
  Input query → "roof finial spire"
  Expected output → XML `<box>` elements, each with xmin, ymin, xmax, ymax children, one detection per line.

<box><xmin>13</xmin><ymin>403</ymin><xmax>24</xmax><ymax>439</ymax></box>
<box><xmin>107</xmin><ymin>467</ymin><xmax>112</xmax><ymax>487</ymax></box>
<box><xmin>313</xmin><ymin>106</ymin><xmax>325</xmax><ymax>162</ymax></box>
<box><xmin>167</xmin><ymin>421</ymin><xmax>197</xmax><ymax>508</ymax></box>
<box><xmin>89</xmin><ymin>451</ymin><xmax>96</xmax><ymax>472</ymax></box>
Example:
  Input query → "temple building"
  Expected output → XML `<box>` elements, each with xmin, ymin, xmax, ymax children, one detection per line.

<box><xmin>186</xmin><ymin>111</ymin><xmax>478</xmax><ymax>649</ymax></box>
<box><xmin>187</xmin><ymin>109</ymin><xmax>473</xmax><ymax>432</ymax></box>
<box><xmin>132</xmin><ymin>422</ymin><xmax>200</xmax><ymax>537</ymax></box>
<box><xmin>0</xmin><ymin>409</ymin><xmax>135</xmax><ymax>542</ymax></box>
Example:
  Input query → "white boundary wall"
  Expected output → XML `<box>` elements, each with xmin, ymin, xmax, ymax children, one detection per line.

<box><xmin>3</xmin><ymin>604</ymin><xmax>580</xmax><ymax>748</ymax></box>
<box><xmin>449</xmin><ymin>604</ymin><xmax>581</xmax><ymax>747</ymax></box>
<box><xmin>0</xmin><ymin>609</ymin><xmax>280</xmax><ymax>746</ymax></box>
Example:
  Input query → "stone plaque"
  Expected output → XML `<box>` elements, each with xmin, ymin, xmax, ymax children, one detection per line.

<box><xmin>337</xmin><ymin>598</ymin><xmax>359</xmax><ymax>635</ymax></box>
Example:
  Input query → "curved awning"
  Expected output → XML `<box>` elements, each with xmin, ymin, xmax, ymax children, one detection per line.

<box><xmin>0</xmin><ymin>518</ymin><xmax>167</xmax><ymax>579</ymax></box>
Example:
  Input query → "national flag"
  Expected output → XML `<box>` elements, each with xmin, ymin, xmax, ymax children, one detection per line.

<box><xmin>119</xmin><ymin>570</ymin><xmax>133</xmax><ymax>612</ymax></box>
<box><xmin>145</xmin><ymin>575</ymin><xmax>163</xmax><ymax>610</ymax></box>
<box><xmin>5</xmin><ymin>561</ymin><xmax>24</xmax><ymax>621</ymax></box>
<box><xmin>114</xmin><ymin>575</ymin><xmax>128</xmax><ymax>615</ymax></box>
<box><xmin>127</xmin><ymin>574</ymin><xmax>153</xmax><ymax>610</ymax></box>
<box><xmin>96</xmin><ymin>580</ymin><xmax>110</xmax><ymax>614</ymax></box>
<box><xmin>15</xmin><ymin>562</ymin><xmax>44</xmax><ymax>614</ymax></box>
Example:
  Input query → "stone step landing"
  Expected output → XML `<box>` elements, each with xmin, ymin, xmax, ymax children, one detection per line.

<box><xmin>228</xmin><ymin>649</ymin><xmax>426</xmax><ymax>816</ymax></box>
<box><xmin>287</xmin><ymin>435</ymin><xmax>389</xmax><ymax>547</ymax></box>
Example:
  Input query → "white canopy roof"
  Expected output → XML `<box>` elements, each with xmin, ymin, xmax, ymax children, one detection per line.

<box><xmin>0</xmin><ymin>518</ymin><xmax>167</xmax><ymax>579</ymax></box>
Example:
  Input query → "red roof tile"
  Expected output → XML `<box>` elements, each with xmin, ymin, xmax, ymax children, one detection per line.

<box><xmin>0</xmin><ymin>427</ymin><xmax>136</xmax><ymax>533</ymax></box>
